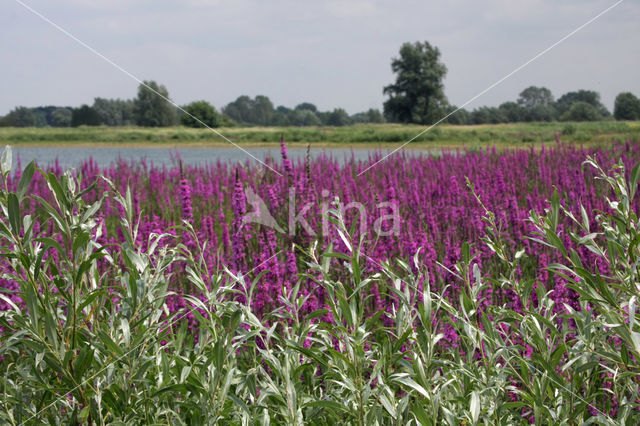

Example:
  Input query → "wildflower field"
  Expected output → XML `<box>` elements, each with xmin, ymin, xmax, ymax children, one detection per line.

<box><xmin>1</xmin><ymin>138</ymin><xmax>640</xmax><ymax>424</ymax></box>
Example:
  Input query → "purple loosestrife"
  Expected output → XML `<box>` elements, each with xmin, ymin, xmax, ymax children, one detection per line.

<box><xmin>280</xmin><ymin>135</ymin><xmax>293</xmax><ymax>179</ymax></box>
<box><xmin>179</xmin><ymin>178</ymin><xmax>193</xmax><ymax>222</ymax></box>
<box><xmin>231</xmin><ymin>171</ymin><xmax>247</xmax><ymax>272</ymax></box>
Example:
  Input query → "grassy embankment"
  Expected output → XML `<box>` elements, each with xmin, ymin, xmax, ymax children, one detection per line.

<box><xmin>0</xmin><ymin>121</ymin><xmax>638</xmax><ymax>149</ymax></box>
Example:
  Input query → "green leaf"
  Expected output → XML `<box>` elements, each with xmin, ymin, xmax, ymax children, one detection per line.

<box><xmin>470</xmin><ymin>391</ymin><xmax>480</xmax><ymax>424</ymax></box>
<box><xmin>1</xmin><ymin>145</ymin><xmax>12</xmax><ymax>175</ymax></box>
<box><xmin>630</xmin><ymin>161</ymin><xmax>640</xmax><ymax>201</ymax></box>
<box><xmin>77</xmin><ymin>406</ymin><xmax>90</xmax><ymax>423</ymax></box>
<box><xmin>17</xmin><ymin>161</ymin><xmax>35</xmax><ymax>202</ymax></box>
<box><xmin>7</xmin><ymin>193</ymin><xmax>20</xmax><ymax>235</ymax></box>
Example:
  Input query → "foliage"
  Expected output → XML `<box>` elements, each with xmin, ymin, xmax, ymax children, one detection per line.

<box><xmin>223</xmin><ymin>95</ymin><xmax>275</xmax><ymax>126</ymax></box>
<box><xmin>50</xmin><ymin>108</ymin><xmax>73</xmax><ymax>127</ymax></box>
<box><xmin>0</xmin><ymin>121</ymin><xmax>638</xmax><ymax>147</ymax></box>
<box><xmin>92</xmin><ymin>98</ymin><xmax>135</xmax><ymax>126</ymax></box>
<box><xmin>71</xmin><ymin>105</ymin><xmax>101</xmax><ymax>127</ymax></box>
<box><xmin>614</xmin><ymin>92</ymin><xmax>640</xmax><ymax>121</ymax></box>
<box><xmin>133</xmin><ymin>81</ymin><xmax>178</xmax><ymax>127</ymax></box>
<box><xmin>2</xmin><ymin>142</ymin><xmax>640</xmax><ymax>423</ymax></box>
<box><xmin>180</xmin><ymin>100</ymin><xmax>221</xmax><ymax>128</ymax></box>
<box><xmin>555</xmin><ymin>89</ymin><xmax>609</xmax><ymax>117</ymax></box>
<box><xmin>2</xmin><ymin>107</ymin><xmax>38</xmax><ymax>127</ymax></box>
<box><xmin>383</xmin><ymin>41</ymin><xmax>449</xmax><ymax>124</ymax></box>
<box><xmin>560</xmin><ymin>101</ymin><xmax>602</xmax><ymax>122</ymax></box>
<box><xmin>326</xmin><ymin>108</ymin><xmax>352</xmax><ymax>126</ymax></box>
<box><xmin>517</xmin><ymin>86</ymin><xmax>556</xmax><ymax>122</ymax></box>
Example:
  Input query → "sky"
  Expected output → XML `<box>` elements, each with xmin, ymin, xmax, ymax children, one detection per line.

<box><xmin>0</xmin><ymin>0</ymin><xmax>638</xmax><ymax>116</ymax></box>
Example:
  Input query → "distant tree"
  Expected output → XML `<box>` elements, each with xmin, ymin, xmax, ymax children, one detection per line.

<box><xmin>272</xmin><ymin>112</ymin><xmax>290</xmax><ymax>126</ymax></box>
<box><xmin>351</xmin><ymin>108</ymin><xmax>385</xmax><ymax>124</ymax></box>
<box><xmin>555</xmin><ymin>90</ymin><xmax>609</xmax><ymax>117</ymax></box>
<box><xmin>560</xmin><ymin>101</ymin><xmax>602</xmax><ymax>122</ymax></box>
<box><xmin>517</xmin><ymin>86</ymin><xmax>556</xmax><ymax>121</ymax></box>
<box><xmin>498</xmin><ymin>101</ymin><xmax>525</xmax><ymax>123</ymax></box>
<box><xmin>223</xmin><ymin>95</ymin><xmax>253</xmax><ymax>124</ymax></box>
<box><xmin>614</xmin><ymin>92</ymin><xmax>640</xmax><ymax>120</ymax></box>
<box><xmin>470</xmin><ymin>106</ymin><xmax>506</xmax><ymax>124</ymax></box>
<box><xmin>442</xmin><ymin>106</ymin><xmax>469</xmax><ymax>125</ymax></box>
<box><xmin>50</xmin><ymin>108</ymin><xmax>72</xmax><ymax>127</ymax></box>
<box><xmin>383</xmin><ymin>41</ymin><xmax>448</xmax><ymax>124</ymax></box>
<box><xmin>133</xmin><ymin>81</ymin><xmax>177</xmax><ymax>127</ymax></box>
<box><xmin>71</xmin><ymin>105</ymin><xmax>102</xmax><ymax>127</ymax></box>
<box><xmin>219</xmin><ymin>114</ymin><xmax>237</xmax><ymax>127</ymax></box>
<box><xmin>294</xmin><ymin>103</ymin><xmax>318</xmax><ymax>113</ymax></box>
<box><xmin>325</xmin><ymin>108</ymin><xmax>351</xmax><ymax>126</ymax></box>
<box><xmin>518</xmin><ymin>86</ymin><xmax>554</xmax><ymax>109</ymax></box>
<box><xmin>289</xmin><ymin>109</ymin><xmax>321</xmax><ymax>126</ymax></box>
<box><xmin>181</xmin><ymin>100</ymin><xmax>220</xmax><ymax>128</ymax></box>
<box><xmin>223</xmin><ymin>95</ymin><xmax>275</xmax><ymax>126</ymax></box>
<box><xmin>4</xmin><ymin>106</ymin><xmax>37</xmax><ymax>127</ymax></box>
<box><xmin>364</xmin><ymin>108</ymin><xmax>384</xmax><ymax>123</ymax></box>
<box><xmin>253</xmin><ymin>95</ymin><xmax>275</xmax><ymax>126</ymax></box>
<box><xmin>93</xmin><ymin>98</ymin><xmax>135</xmax><ymax>126</ymax></box>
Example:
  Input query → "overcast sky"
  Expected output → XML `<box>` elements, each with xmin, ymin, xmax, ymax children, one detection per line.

<box><xmin>0</xmin><ymin>0</ymin><xmax>637</xmax><ymax>116</ymax></box>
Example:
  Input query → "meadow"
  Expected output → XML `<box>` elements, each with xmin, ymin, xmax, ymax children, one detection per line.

<box><xmin>0</xmin><ymin>120</ymin><xmax>638</xmax><ymax>148</ymax></box>
<box><xmin>1</xmin><ymin>135</ymin><xmax>640</xmax><ymax>424</ymax></box>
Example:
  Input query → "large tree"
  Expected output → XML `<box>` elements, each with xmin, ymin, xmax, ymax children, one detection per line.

<box><xmin>181</xmin><ymin>100</ymin><xmax>220</xmax><ymax>128</ymax></box>
<box><xmin>614</xmin><ymin>92</ymin><xmax>640</xmax><ymax>120</ymax></box>
<box><xmin>517</xmin><ymin>86</ymin><xmax>556</xmax><ymax>121</ymax></box>
<box><xmin>93</xmin><ymin>98</ymin><xmax>135</xmax><ymax>126</ymax></box>
<box><xmin>133</xmin><ymin>81</ymin><xmax>177</xmax><ymax>127</ymax></box>
<box><xmin>223</xmin><ymin>95</ymin><xmax>275</xmax><ymax>125</ymax></box>
<box><xmin>71</xmin><ymin>105</ymin><xmax>101</xmax><ymax>127</ymax></box>
<box><xmin>555</xmin><ymin>90</ymin><xmax>609</xmax><ymax>117</ymax></box>
<box><xmin>5</xmin><ymin>107</ymin><xmax>37</xmax><ymax>127</ymax></box>
<box><xmin>383</xmin><ymin>41</ymin><xmax>448</xmax><ymax>124</ymax></box>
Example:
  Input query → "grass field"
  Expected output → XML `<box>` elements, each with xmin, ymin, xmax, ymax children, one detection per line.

<box><xmin>0</xmin><ymin>121</ymin><xmax>638</xmax><ymax>148</ymax></box>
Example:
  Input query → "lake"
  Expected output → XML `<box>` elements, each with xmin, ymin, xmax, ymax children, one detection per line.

<box><xmin>10</xmin><ymin>146</ymin><xmax>441</xmax><ymax>170</ymax></box>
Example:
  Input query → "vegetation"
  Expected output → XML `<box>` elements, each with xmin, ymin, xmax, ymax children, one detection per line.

<box><xmin>2</xmin><ymin>141</ymin><xmax>640</xmax><ymax>423</ymax></box>
<box><xmin>133</xmin><ymin>80</ymin><xmax>178</xmax><ymax>127</ymax></box>
<box><xmin>382</xmin><ymin>41</ymin><xmax>449</xmax><ymax>124</ymax></box>
<box><xmin>0</xmin><ymin>121</ymin><xmax>638</xmax><ymax>148</ymax></box>
<box><xmin>180</xmin><ymin>100</ymin><xmax>221</xmax><ymax>128</ymax></box>
<box><xmin>614</xmin><ymin>92</ymin><xmax>640</xmax><ymax>121</ymax></box>
<box><xmin>2</xmin><ymin>41</ymin><xmax>639</xmax><ymax>129</ymax></box>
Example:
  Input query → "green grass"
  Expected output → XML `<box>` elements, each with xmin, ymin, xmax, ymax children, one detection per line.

<box><xmin>0</xmin><ymin>121</ymin><xmax>638</xmax><ymax>148</ymax></box>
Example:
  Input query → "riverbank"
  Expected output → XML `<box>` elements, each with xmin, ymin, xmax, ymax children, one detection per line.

<box><xmin>0</xmin><ymin>121</ymin><xmax>637</xmax><ymax>149</ymax></box>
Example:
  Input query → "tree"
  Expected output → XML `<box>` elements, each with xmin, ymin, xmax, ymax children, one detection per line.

<box><xmin>555</xmin><ymin>90</ymin><xmax>609</xmax><ymax>117</ymax></box>
<box><xmin>442</xmin><ymin>106</ymin><xmax>469</xmax><ymax>125</ymax></box>
<box><xmin>326</xmin><ymin>108</ymin><xmax>351</xmax><ymax>126</ymax></box>
<box><xmin>351</xmin><ymin>108</ymin><xmax>385</xmax><ymax>124</ymax></box>
<box><xmin>93</xmin><ymin>98</ymin><xmax>135</xmax><ymax>126</ymax></box>
<box><xmin>560</xmin><ymin>102</ymin><xmax>602</xmax><ymax>122</ymax></box>
<box><xmin>289</xmin><ymin>109</ymin><xmax>321</xmax><ymax>126</ymax></box>
<box><xmin>133</xmin><ymin>81</ymin><xmax>178</xmax><ymax>127</ymax></box>
<box><xmin>383</xmin><ymin>41</ymin><xmax>448</xmax><ymax>124</ymax></box>
<box><xmin>498</xmin><ymin>102</ymin><xmax>525</xmax><ymax>123</ymax></box>
<box><xmin>517</xmin><ymin>86</ymin><xmax>556</xmax><ymax>121</ymax></box>
<box><xmin>614</xmin><ymin>92</ymin><xmax>640</xmax><ymax>120</ymax></box>
<box><xmin>4</xmin><ymin>106</ymin><xmax>37</xmax><ymax>127</ymax></box>
<box><xmin>253</xmin><ymin>95</ymin><xmax>275</xmax><ymax>126</ymax></box>
<box><xmin>50</xmin><ymin>108</ymin><xmax>72</xmax><ymax>127</ymax></box>
<box><xmin>180</xmin><ymin>100</ymin><xmax>220</xmax><ymax>128</ymax></box>
<box><xmin>470</xmin><ymin>106</ymin><xmax>506</xmax><ymax>124</ymax></box>
<box><xmin>71</xmin><ymin>105</ymin><xmax>102</xmax><ymax>127</ymax></box>
<box><xmin>295</xmin><ymin>102</ymin><xmax>318</xmax><ymax>113</ymax></box>
<box><xmin>223</xmin><ymin>95</ymin><xmax>253</xmax><ymax>124</ymax></box>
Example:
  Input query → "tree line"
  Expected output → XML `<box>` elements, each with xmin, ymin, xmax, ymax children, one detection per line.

<box><xmin>0</xmin><ymin>82</ymin><xmax>384</xmax><ymax>128</ymax></box>
<box><xmin>1</xmin><ymin>41</ymin><xmax>639</xmax><ymax>128</ymax></box>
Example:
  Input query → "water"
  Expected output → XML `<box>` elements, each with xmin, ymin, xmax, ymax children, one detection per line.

<box><xmin>11</xmin><ymin>146</ymin><xmax>440</xmax><ymax>170</ymax></box>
